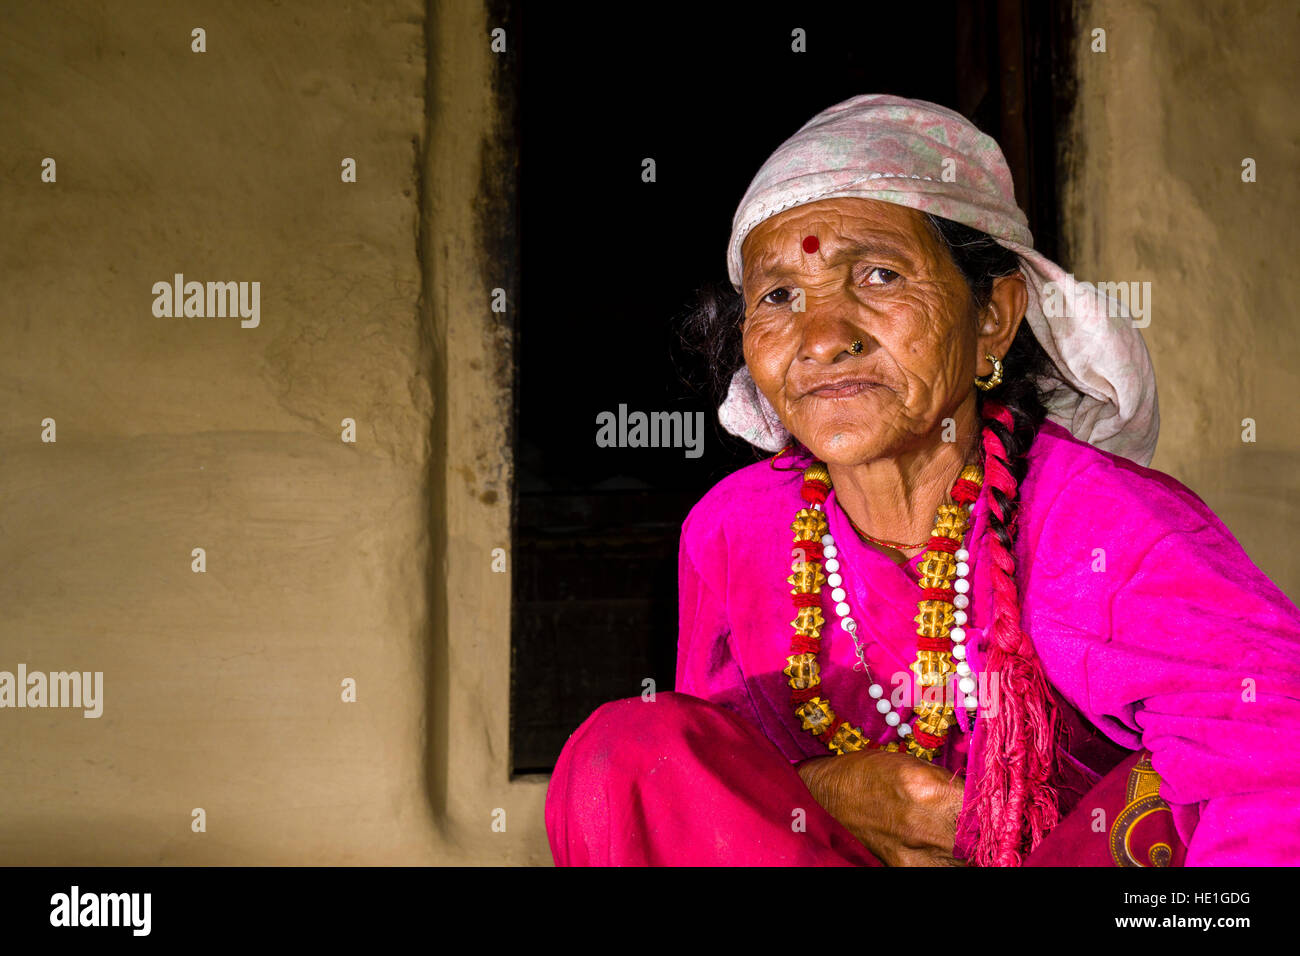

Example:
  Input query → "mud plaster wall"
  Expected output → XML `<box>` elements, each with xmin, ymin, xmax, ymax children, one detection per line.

<box><xmin>1066</xmin><ymin>0</ymin><xmax>1300</xmax><ymax>600</ymax></box>
<box><xmin>0</xmin><ymin>0</ymin><xmax>547</xmax><ymax>864</ymax></box>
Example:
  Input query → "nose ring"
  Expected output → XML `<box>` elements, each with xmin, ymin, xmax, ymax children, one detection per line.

<box><xmin>849</xmin><ymin>340</ymin><xmax>863</xmax><ymax>355</ymax></box>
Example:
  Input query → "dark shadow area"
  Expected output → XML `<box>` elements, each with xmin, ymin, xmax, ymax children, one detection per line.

<box><xmin>511</xmin><ymin>0</ymin><xmax>1074</xmax><ymax>774</ymax></box>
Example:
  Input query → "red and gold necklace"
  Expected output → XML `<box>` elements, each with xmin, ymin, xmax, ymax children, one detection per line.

<box><xmin>784</xmin><ymin>460</ymin><xmax>983</xmax><ymax>761</ymax></box>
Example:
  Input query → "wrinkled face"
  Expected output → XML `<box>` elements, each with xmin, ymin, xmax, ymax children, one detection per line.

<box><xmin>740</xmin><ymin>197</ymin><xmax>979</xmax><ymax>466</ymax></box>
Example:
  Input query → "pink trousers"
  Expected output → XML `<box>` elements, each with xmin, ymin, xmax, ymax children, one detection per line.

<box><xmin>546</xmin><ymin>691</ymin><xmax>1186</xmax><ymax>866</ymax></box>
<box><xmin>544</xmin><ymin>691</ymin><xmax>883</xmax><ymax>866</ymax></box>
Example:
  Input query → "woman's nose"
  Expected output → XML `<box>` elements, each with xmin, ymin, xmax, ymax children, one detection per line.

<box><xmin>798</xmin><ymin>295</ymin><xmax>867</xmax><ymax>362</ymax></box>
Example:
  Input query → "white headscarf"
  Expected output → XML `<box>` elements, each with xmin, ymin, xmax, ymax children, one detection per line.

<box><xmin>719</xmin><ymin>93</ymin><xmax>1159</xmax><ymax>466</ymax></box>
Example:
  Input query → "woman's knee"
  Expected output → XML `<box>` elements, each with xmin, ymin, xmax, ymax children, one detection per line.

<box><xmin>556</xmin><ymin>691</ymin><xmax>707</xmax><ymax>774</ymax></box>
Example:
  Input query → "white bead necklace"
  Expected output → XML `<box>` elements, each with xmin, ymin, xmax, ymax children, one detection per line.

<box><xmin>812</xmin><ymin>500</ymin><xmax>980</xmax><ymax>741</ymax></box>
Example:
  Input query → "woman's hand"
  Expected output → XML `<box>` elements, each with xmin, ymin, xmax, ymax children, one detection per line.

<box><xmin>796</xmin><ymin>749</ymin><xmax>966</xmax><ymax>866</ymax></box>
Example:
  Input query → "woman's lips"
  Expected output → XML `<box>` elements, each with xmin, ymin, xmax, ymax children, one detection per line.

<box><xmin>807</xmin><ymin>381</ymin><xmax>881</xmax><ymax>399</ymax></box>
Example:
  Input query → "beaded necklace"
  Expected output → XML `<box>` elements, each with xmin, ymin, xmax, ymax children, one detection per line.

<box><xmin>784</xmin><ymin>461</ymin><xmax>983</xmax><ymax>761</ymax></box>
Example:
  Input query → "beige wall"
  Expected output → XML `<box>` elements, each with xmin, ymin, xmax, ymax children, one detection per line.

<box><xmin>0</xmin><ymin>0</ymin><xmax>547</xmax><ymax>865</ymax></box>
<box><xmin>1066</xmin><ymin>0</ymin><xmax>1300</xmax><ymax>599</ymax></box>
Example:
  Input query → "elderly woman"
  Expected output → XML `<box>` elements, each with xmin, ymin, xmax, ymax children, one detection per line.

<box><xmin>543</xmin><ymin>94</ymin><xmax>1300</xmax><ymax>866</ymax></box>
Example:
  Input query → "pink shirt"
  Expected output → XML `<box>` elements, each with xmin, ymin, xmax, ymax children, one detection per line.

<box><xmin>676</xmin><ymin>419</ymin><xmax>1300</xmax><ymax>865</ymax></box>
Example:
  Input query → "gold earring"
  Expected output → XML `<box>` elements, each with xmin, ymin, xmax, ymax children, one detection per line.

<box><xmin>974</xmin><ymin>352</ymin><xmax>1004</xmax><ymax>391</ymax></box>
<box><xmin>849</xmin><ymin>340</ymin><xmax>863</xmax><ymax>355</ymax></box>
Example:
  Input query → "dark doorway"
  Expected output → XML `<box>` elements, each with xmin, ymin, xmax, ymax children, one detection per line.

<box><xmin>510</xmin><ymin>0</ymin><xmax>1075</xmax><ymax>774</ymax></box>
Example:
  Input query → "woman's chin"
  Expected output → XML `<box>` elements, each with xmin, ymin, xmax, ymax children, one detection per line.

<box><xmin>795</xmin><ymin>429</ymin><xmax>890</xmax><ymax>466</ymax></box>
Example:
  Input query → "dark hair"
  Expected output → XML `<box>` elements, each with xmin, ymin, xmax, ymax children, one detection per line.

<box><xmin>919</xmin><ymin>214</ymin><xmax>1055</xmax><ymax>558</ymax></box>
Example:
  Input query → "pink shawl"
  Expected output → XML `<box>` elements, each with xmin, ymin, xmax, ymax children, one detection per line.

<box><xmin>676</xmin><ymin>420</ymin><xmax>1300</xmax><ymax>864</ymax></box>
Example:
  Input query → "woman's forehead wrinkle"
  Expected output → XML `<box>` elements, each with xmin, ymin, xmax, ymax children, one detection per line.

<box><xmin>745</xmin><ymin>226</ymin><xmax>816</xmax><ymax>284</ymax></box>
<box><xmin>744</xmin><ymin>242</ymin><xmax>797</xmax><ymax>284</ymax></box>
<box><xmin>742</xmin><ymin>204</ymin><xmax>949</xmax><ymax>300</ymax></box>
<box><xmin>825</xmin><ymin>237</ymin><xmax>920</xmax><ymax>270</ymax></box>
<box><xmin>746</xmin><ymin>220</ymin><xmax>925</xmax><ymax>286</ymax></box>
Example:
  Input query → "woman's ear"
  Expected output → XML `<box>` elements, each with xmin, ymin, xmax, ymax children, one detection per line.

<box><xmin>976</xmin><ymin>271</ymin><xmax>1028</xmax><ymax>373</ymax></box>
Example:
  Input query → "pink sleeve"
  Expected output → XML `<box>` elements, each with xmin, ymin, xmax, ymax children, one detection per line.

<box><xmin>675</xmin><ymin>513</ymin><xmax>767</xmax><ymax>735</ymax></box>
<box><xmin>1081</xmin><ymin>526</ymin><xmax>1300</xmax><ymax>864</ymax></box>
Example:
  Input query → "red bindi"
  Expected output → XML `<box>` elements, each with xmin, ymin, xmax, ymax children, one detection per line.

<box><xmin>802</xmin><ymin>235</ymin><xmax>819</xmax><ymax>254</ymax></box>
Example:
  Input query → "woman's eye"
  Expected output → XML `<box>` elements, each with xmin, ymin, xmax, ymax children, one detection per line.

<box><xmin>863</xmin><ymin>267</ymin><xmax>900</xmax><ymax>286</ymax></box>
<box><xmin>762</xmin><ymin>288</ymin><xmax>792</xmax><ymax>305</ymax></box>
